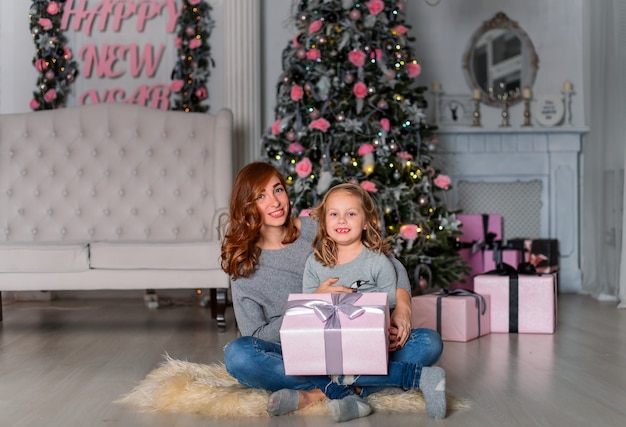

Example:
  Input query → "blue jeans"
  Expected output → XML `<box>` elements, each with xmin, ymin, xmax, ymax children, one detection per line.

<box><xmin>224</xmin><ymin>328</ymin><xmax>443</xmax><ymax>399</ymax></box>
<box><xmin>224</xmin><ymin>336</ymin><xmax>355</xmax><ymax>399</ymax></box>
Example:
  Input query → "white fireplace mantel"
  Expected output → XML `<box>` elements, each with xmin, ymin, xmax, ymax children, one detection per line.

<box><xmin>434</xmin><ymin>126</ymin><xmax>588</xmax><ymax>293</ymax></box>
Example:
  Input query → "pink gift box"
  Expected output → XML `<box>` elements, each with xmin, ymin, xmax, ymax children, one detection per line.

<box><xmin>280</xmin><ymin>293</ymin><xmax>389</xmax><ymax>375</ymax></box>
<box><xmin>452</xmin><ymin>214</ymin><xmax>503</xmax><ymax>290</ymax></box>
<box><xmin>473</xmin><ymin>273</ymin><xmax>557</xmax><ymax>334</ymax></box>
<box><xmin>411</xmin><ymin>291</ymin><xmax>490</xmax><ymax>342</ymax></box>
<box><xmin>460</xmin><ymin>247</ymin><xmax>485</xmax><ymax>276</ymax></box>
<box><xmin>457</xmin><ymin>214</ymin><xmax>503</xmax><ymax>244</ymax></box>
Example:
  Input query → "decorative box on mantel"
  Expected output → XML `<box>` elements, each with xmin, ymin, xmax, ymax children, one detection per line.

<box><xmin>434</xmin><ymin>127</ymin><xmax>588</xmax><ymax>292</ymax></box>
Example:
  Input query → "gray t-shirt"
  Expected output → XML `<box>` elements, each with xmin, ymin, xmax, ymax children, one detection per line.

<box><xmin>303</xmin><ymin>248</ymin><xmax>397</xmax><ymax>308</ymax></box>
<box><xmin>230</xmin><ymin>216</ymin><xmax>410</xmax><ymax>342</ymax></box>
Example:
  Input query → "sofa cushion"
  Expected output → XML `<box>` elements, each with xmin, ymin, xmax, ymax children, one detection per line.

<box><xmin>89</xmin><ymin>241</ymin><xmax>222</xmax><ymax>270</ymax></box>
<box><xmin>0</xmin><ymin>243</ymin><xmax>90</xmax><ymax>272</ymax></box>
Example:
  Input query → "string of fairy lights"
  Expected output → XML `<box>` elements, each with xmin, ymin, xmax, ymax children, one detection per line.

<box><xmin>170</xmin><ymin>0</ymin><xmax>216</xmax><ymax>113</ymax></box>
<box><xmin>28</xmin><ymin>0</ymin><xmax>79</xmax><ymax>110</ymax></box>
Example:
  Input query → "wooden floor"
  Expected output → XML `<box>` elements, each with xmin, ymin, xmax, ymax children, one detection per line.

<box><xmin>1</xmin><ymin>293</ymin><xmax>625</xmax><ymax>427</ymax></box>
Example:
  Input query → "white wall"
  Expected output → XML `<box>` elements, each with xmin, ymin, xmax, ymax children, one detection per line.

<box><xmin>261</xmin><ymin>0</ymin><xmax>294</xmax><ymax>128</ymax></box>
<box><xmin>408</xmin><ymin>0</ymin><xmax>585</xmax><ymax>127</ymax></box>
<box><xmin>261</xmin><ymin>0</ymin><xmax>585</xmax><ymax>130</ymax></box>
<box><xmin>0</xmin><ymin>1</ymin><xmax>37</xmax><ymax>113</ymax></box>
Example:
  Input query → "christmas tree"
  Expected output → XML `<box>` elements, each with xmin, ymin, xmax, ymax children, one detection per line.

<box><xmin>170</xmin><ymin>0</ymin><xmax>215</xmax><ymax>113</ymax></box>
<box><xmin>29</xmin><ymin>0</ymin><xmax>79</xmax><ymax>111</ymax></box>
<box><xmin>261</xmin><ymin>0</ymin><xmax>469</xmax><ymax>293</ymax></box>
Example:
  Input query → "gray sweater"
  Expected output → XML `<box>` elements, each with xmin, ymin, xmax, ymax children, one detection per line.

<box><xmin>303</xmin><ymin>248</ymin><xmax>397</xmax><ymax>308</ymax></box>
<box><xmin>230</xmin><ymin>216</ymin><xmax>410</xmax><ymax>342</ymax></box>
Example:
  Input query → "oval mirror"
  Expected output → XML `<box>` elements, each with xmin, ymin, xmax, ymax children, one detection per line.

<box><xmin>462</xmin><ymin>12</ymin><xmax>539</xmax><ymax>107</ymax></box>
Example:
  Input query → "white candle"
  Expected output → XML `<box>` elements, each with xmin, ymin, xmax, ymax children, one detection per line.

<box><xmin>431</xmin><ymin>81</ymin><xmax>441</xmax><ymax>91</ymax></box>
<box><xmin>472</xmin><ymin>89</ymin><xmax>481</xmax><ymax>100</ymax></box>
<box><xmin>563</xmin><ymin>80</ymin><xmax>573</xmax><ymax>91</ymax></box>
<box><xmin>522</xmin><ymin>87</ymin><xmax>532</xmax><ymax>99</ymax></box>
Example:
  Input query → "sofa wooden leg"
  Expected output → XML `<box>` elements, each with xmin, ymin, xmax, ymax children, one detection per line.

<box><xmin>209</xmin><ymin>288</ymin><xmax>228</xmax><ymax>332</ymax></box>
<box><xmin>0</xmin><ymin>291</ymin><xmax>3</xmax><ymax>321</ymax></box>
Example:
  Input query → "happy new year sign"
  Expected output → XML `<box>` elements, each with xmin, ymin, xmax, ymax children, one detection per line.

<box><xmin>60</xmin><ymin>0</ymin><xmax>181</xmax><ymax>109</ymax></box>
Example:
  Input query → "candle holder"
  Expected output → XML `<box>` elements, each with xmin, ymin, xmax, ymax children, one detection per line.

<box><xmin>472</xmin><ymin>98</ymin><xmax>481</xmax><ymax>127</ymax></box>
<box><xmin>562</xmin><ymin>86</ymin><xmax>574</xmax><ymax>127</ymax></box>
<box><xmin>500</xmin><ymin>98</ymin><xmax>510</xmax><ymax>127</ymax></box>
<box><xmin>522</xmin><ymin>98</ymin><xmax>532</xmax><ymax>127</ymax></box>
<box><xmin>488</xmin><ymin>84</ymin><xmax>519</xmax><ymax>128</ymax></box>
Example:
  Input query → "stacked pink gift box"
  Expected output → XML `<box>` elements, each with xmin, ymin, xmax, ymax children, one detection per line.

<box><xmin>411</xmin><ymin>213</ymin><xmax>559</xmax><ymax>340</ymax></box>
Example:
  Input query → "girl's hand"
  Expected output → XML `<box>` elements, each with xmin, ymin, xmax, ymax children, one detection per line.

<box><xmin>313</xmin><ymin>277</ymin><xmax>352</xmax><ymax>294</ymax></box>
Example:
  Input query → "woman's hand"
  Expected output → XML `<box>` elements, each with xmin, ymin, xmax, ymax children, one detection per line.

<box><xmin>388</xmin><ymin>288</ymin><xmax>412</xmax><ymax>351</ymax></box>
<box><xmin>313</xmin><ymin>277</ymin><xmax>353</xmax><ymax>294</ymax></box>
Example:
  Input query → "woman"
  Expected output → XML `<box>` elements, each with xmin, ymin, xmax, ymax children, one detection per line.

<box><xmin>221</xmin><ymin>162</ymin><xmax>447</xmax><ymax>421</ymax></box>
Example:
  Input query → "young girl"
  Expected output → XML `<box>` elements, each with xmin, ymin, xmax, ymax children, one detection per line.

<box><xmin>221</xmin><ymin>162</ymin><xmax>447</xmax><ymax>421</ymax></box>
<box><xmin>303</xmin><ymin>183</ymin><xmax>397</xmax><ymax>309</ymax></box>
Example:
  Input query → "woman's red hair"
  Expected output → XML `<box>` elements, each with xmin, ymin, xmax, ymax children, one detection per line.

<box><xmin>221</xmin><ymin>162</ymin><xmax>298</xmax><ymax>279</ymax></box>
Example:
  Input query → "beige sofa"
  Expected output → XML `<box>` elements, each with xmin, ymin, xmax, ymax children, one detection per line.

<box><xmin>0</xmin><ymin>103</ymin><xmax>233</xmax><ymax>329</ymax></box>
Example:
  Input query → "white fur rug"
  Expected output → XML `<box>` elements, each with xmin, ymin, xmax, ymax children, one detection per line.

<box><xmin>116</xmin><ymin>356</ymin><xmax>470</xmax><ymax>418</ymax></box>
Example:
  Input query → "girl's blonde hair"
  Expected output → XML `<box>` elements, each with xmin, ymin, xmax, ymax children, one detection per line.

<box><xmin>311</xmin><ymin>183</ymin><xmax>390</xmax><ymax>267</ymax></box>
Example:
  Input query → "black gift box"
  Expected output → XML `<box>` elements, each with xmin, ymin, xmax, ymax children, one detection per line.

<box><xmin>507</xmin><ymin>238</ymin><xmax>559</xmax><ymax>274</ymax></box>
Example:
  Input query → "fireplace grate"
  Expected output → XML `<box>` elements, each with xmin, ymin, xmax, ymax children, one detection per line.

<box><xmin>457</xmin><ymin>180</ymin><xmax>543</xmax><ymax>240</ymax></box>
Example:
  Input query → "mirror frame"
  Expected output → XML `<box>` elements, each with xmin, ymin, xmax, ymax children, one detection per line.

<box><xmin>462</xmin><ymin>12</ymin><xmax>539</xmax><ymax>107</ymax></box>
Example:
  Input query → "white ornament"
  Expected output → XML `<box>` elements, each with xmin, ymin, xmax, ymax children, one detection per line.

<box><xmin>317</xmin><ymin>171</ymin><xmax>333</xmax><ymax>194</ymax></box>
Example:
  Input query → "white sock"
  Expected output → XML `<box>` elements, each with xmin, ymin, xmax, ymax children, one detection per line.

<box><xmin>327</xmin><ymin>394</ymin><xmax>372</xmax><ymax>422</ymax></box>
<box><xmin>419</xmin><ymin>366</ymin><xmax>447</xmax><ymax>419</ymax></box>
<box><xmin>267</xmin><ymin>389</ymin><xmax>300</xmax><ymax>416</ymax></box>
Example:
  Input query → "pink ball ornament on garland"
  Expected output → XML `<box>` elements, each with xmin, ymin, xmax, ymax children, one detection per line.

<box><xmin>309</xmin><ymin>109</ymin><xmax>321</xmax><ymax>120</ymax></box>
